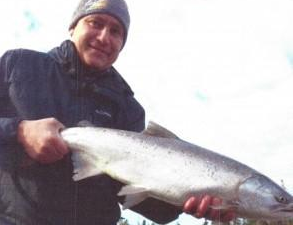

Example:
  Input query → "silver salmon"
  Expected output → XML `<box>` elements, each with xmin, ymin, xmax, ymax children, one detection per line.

<box><xmin>61</xmin><ymin>121</ymin><xmax>293</xmax><ymax>221</ymax></box>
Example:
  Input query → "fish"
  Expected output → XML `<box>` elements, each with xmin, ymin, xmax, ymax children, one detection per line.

<box><xmin>61</xmin><ymin>121</ymin><xmax>293</xmax><ymax>221</ymax></box>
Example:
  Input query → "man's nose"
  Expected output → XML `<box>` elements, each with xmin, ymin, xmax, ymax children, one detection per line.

<box><xmin>97</xmin><ymin>27</ymin><xmax>110</xmax><ymax>44</ymax></box>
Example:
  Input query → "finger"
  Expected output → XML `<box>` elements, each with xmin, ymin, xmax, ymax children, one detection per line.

<box><xmin>220</xmin><ymin>210</ymin><xmax>236</xmax><ymax>222</ymax></box>
<box><xmin>196</xmin><ymin>195</ymin><xmax>212</xmax><ymax>218</ymax></box>
<box><xmin>208</xmin><ymin>198</ymin><xmax>236</xmax><ymax>222</ymax></box>
<box><xmin>183</xmin><ymin>196</ymin><xmax>199</xmax><ymax>214</ymax></box>
<box><xmin>207</xmin><ymin>197</ymin><xmax>222</xmax><ymax>220</ymax></box>
<box><xmin>57</xmin><ymin>123</ymin><xmax>66</xmax><ymax>131</ymax></box>
<box><xmin>37</xmin><ymin>147</ymin><xmax>62</xmax><ymax>164</ymax></box>
<box><xmin>53</xmin><ymin>134</ymin><xmax>69</xmax><ymax>156</ymax></box>
<box><xmin>46</xmin><ymin>128</ymin><xmax>68</xmax><ymax>157</ymax></box>
<box><xmin>44</xmin><ymin>138</ymin><xmax>63</xmax><ymax>157</ymax></box>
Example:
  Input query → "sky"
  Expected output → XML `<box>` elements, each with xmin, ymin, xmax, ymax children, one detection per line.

<box><xmin>1</xmin><ymin>0</ymin><xmax>293</xmax><ymax>224</ymax></box>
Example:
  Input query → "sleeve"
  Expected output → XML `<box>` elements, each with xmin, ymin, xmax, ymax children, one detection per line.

<box><xmin>0</xmin><ymin>50</ymin><xmax>23</xmax><ymax>145</ymax></box>
<box><xmin>0</xmin><ymin>118</ymin><xmax>23</xmax><ymax>144</ymax></box>
<box><xmin>127</xmin><ymin>107</ymin><xmax>145</xmax><ymax>132</ymax></box>
<box><xmin>124</xmin><ymin>97</ymin><xmax>146</xmax><ymax>132</ymax></box>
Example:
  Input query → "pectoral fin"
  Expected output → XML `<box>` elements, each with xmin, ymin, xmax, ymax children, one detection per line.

<box><xmin>71</xmin><ymin>150</ymin><xmax>103</xmax><ymax>181</ymax></box>
<box><xmin>118</xmin><ymin>185</ymin><xmax>149</xmax><ymax>209</ymax></box>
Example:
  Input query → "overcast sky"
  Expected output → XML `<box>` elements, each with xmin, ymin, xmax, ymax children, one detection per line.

<box><xmin>1</xmin><ymin>0</ymin><xmax>293</xmax><ymax>224</ymax></box>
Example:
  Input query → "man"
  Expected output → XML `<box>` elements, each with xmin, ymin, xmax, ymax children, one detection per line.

<box><xmin>0</xmin><ymin>0</ymin><xmax>235</xmax><ymax>224</ymax></box>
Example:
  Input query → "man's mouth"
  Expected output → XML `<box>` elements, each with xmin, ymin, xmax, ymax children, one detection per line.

<box><xmin>90</xmin><ymin>45</ymin><xmax>110</xmax><ymax>56</ymax></box>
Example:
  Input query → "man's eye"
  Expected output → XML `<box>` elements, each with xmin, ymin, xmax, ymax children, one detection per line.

<box><xmin>88</xmin><ymin>20</ymin><xmax>103</xmax><ymax>29</ymax></box>
<box><xmin>111</xmin><ymin>28</ymin><xmax>123</xmax><ymax>37</ymax></box>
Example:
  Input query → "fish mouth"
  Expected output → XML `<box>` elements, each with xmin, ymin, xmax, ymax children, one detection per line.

<box><xmin>282</xmin><ymin>209</ymin><xmax>293</xmax><ymax>212</ymax></box>
<box><xmin>283</xmin><ymin>204</ymin><xmax>293</xmax><ymax>213</ymax></box>
<box><xmin>273</xmin><ymin>203</ymin><xmax>293</xmax><ymax>214</ymax></box>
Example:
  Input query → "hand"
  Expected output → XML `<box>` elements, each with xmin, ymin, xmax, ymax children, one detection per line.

<box><xmin>17</xmin><ymin>118</ymin><xmax>69</xmax><ymax>164</ymax></box>
<box><xmin>183</xmin><ymin>195</ymin><xmax>236</xmax><ymax>222</ymax></box>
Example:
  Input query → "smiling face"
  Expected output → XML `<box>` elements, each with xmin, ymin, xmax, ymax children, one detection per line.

<box><xmin>70</xmin><ymin>14</ymin><xmax>125</xmax><ymax>71</ymax></box>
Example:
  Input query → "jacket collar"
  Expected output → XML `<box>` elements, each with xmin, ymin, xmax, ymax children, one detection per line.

<box><xmin>48</xmin><ymin>40</ymin><xmax>134</xmax><ymax>96</ymax></box>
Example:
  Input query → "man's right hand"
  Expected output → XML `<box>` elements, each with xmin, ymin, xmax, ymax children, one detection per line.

<box><xmin>17</xmin><ymin>118</ymin><xmax>69</xmax><ymax>164</ymax></box>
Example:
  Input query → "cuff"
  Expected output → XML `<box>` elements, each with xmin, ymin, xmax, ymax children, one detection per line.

<box><xmin>0</xmin><ymin>117</ymin><xmax>23</xmax><ymax>143</ymax></box>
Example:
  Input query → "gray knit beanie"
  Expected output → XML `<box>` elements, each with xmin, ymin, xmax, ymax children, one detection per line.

<box><xmin>69</xmin><ymin>0</ymin><xmax>130</xmax><ymax>47</ymax></box>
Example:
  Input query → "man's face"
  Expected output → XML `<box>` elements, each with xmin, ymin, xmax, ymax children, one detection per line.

<box><xmin>71</xmin><ymin>14</ymin><xmax>125</xmax><ymax>71</ymax></box>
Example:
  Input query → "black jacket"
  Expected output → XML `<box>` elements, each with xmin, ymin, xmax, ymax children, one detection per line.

<box><xmin>0</xmin><ymin>41</ymin><xmax>180</xmax><ymax>225</ymax></box>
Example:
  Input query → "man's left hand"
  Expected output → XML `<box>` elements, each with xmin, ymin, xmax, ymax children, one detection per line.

<box><xmin>183</xmin><ymin>195</ymin><xmax>236</xmax><ymax>222</ymax></box>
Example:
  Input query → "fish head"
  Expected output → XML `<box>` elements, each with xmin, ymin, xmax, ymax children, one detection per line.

<box><xmin>236</xmin><ymin>174</ymin><xmax>293</xmax><ymax>220</ymax></box>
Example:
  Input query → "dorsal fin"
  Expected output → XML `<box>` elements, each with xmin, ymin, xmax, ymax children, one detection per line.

<box><xmin>142</xmin><ymin>121</ymin><xmax>180</xmax><ymax>139</ymax></box>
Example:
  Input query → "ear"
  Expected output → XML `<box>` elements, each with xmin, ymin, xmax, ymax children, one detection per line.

<box><xmin>69</xmin><ymin>28</ymin><xmax>74</xmax><ymax>37</ymax></box>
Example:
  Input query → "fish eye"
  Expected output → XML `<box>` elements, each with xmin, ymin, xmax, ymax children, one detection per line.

<box><xmin>275</xmin><ymin>195</ymin><xmax>288</xmax><ymax>204</ymax></box>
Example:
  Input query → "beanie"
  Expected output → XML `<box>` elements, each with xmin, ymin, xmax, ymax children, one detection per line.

<box><xmin>69</xmin><ymin>0</ymin><xmax>130</xmax><ymax>47</ymax></box>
